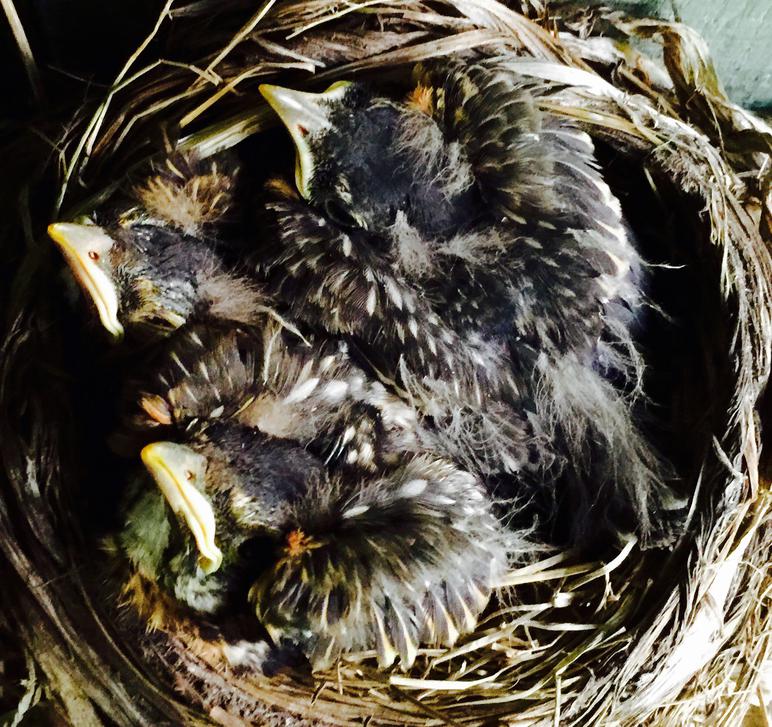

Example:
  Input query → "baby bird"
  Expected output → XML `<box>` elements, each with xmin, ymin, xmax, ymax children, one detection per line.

<box><xmin>118</xmin><ymin>324</ymin><xmax>510</xmax><ymax>670</ymax></box>
<box><xmin>258</xmin><ymin>59</ymin><xmax>684</xmax><ymax>546</ymax></box>
<box><xmin>118</xmin><ymin>318</ymin><xmax>420</xmax><ymax>471</ymax></box>
<box><xmin>48</xmin><ymin>154</ymin><xmax>268</xmax><ymax>342</ymax></box>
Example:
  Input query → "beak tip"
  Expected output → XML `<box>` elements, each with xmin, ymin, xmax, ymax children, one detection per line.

<box><xmin>140</xmin><ymin>442</ymin><xmax>160</xmax><ymax>467</ymax></box>
<box><xmin>199</xmin><ymin>554</ymin><xmax>223</xmax><ymax>575</ymax></box>
<box><xmin>259</xmin><ymin>83</ymin><xmax>281</xmax><ymax>106</ymax></box>
<box><xmin>47</xmin><ymin>222</ymin><xmax>65</xmax><ymax>245</ymax></box>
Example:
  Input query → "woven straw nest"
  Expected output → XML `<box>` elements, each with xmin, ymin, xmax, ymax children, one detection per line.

<box><xmin>1</xmin><ymin>1</ymin><xmax>771</xmax><ymax>725</ymax></box>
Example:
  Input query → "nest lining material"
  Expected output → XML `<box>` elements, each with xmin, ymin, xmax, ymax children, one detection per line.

<box><xmin>1</xmin><ymin>1</ymin><xmax>771</xmax><ymax>725</ymax></box>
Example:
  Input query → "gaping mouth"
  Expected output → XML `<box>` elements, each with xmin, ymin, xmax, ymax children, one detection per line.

<box><xmin>141</xmin><ymin>441</ymin><xmax>223</xmax><ymax>575</ymax></box>
<box><xmin>259</xmin><ymin>81</ymin><xmax>350</xmax><ymax>199</ymax></box>
<box><xmin>47</xmin><ymin>222</ymin><xmax>124</xmax><ymax>339</ymax></box>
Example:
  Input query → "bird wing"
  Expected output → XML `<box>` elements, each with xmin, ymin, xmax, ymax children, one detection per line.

<box><xmin>416</xmin><ymin>60</ymin><xmax>625</xmax><ymax>237</ymax></box>
<box><xmin>415</xmin><ymin>58</ymin><xmax>642</xmax><ymax>322</ymax></box>
<box><xmin>243</xmin><ymin>320</ymin><xmax>422</xmax><ymax>471</ymax></box>
<box><xmin>263</xmin><ymin>192</ymin><xmax>536</xmax><ymax>476</ymax></box>
<box><xmin>250</xmin><ymin>456</ymin><xmax>509</xmax><ymax>671</ymax></box>
<box><xmin>415</xmin><ymin>60</ymin><xmax>687</xmax><ymax>545</ymax></box>
<box><xmin>121</xmin><ymin>317</ymin><xmax>421</xmax><ymax>470</ymax></box>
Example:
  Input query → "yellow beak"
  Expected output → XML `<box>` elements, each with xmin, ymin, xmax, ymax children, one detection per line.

<box><xmin>47</xmin><ymin>222</ymin><xmax>124</xmax><ymax>340</ymax></box>
<box><xmin>259</xmin><ymin>81</ymin><xmax>351</xmax><ymax>199</ymax></box>
<box><xmin>141</xmin><ymin>441</ymin><xmax>223</xmax><ymax>575</ymax></box>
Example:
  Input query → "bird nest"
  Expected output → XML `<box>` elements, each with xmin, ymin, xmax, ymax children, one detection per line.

<box><xmin>1</xmin><ymin>1</ymin><xmax>771</xmax><ymax>725</ymax></box>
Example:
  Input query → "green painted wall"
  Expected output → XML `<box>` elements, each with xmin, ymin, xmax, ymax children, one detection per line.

<box><xmin>611</xmin><ymin>0</ymin><xmax>772</xmax><ymax>108</ymax></box>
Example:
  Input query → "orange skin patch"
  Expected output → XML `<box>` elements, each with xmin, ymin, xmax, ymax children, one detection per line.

<box><xmin>405</xmin><ymin>85</ymin><xmax>435</xmax><ymax>116</ymax></box>
<box><xmin>265</xmin><ymin>176</ymin><xmax>300</xmax><ymax>201</ymax></box>
<box><xmin>284</xmin><ymin>528</ymin><xmax>322</xmax><ymax>558</ymax></box>
<box><xmin>140</xmin><ymin>394</ymin><xmax>173</xmax><ymax>425</ymax></box>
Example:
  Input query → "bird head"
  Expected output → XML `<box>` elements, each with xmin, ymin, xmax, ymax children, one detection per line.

<box><xmin>139</xmin><ymin>422</ymin><xmax>321</xmax><ymax>580</ymax></box>
<box><xmin>259</xmin><ymin>81</ymin><xmax>479</xmax><ymax>238</ymax></box>
<box><xmin>48</xmin><ymin>220</ymin><xmax>218</xmax><ymax>340</ymax></box>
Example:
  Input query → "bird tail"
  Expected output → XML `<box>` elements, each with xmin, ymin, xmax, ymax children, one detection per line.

<box><xmin>250</xmin><ymin>456</ymin><xmax>516</xmax><ymax>670</ymax></box>
<box><xmin>535</xmin><ymin>353</ymin><xmax>686</xmax><ymax>548</ymax></box>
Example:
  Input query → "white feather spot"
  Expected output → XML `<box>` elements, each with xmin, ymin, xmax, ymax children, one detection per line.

<box><xmin>605</xmin><ymin>250</ymin><xmax>631</xmax><ymax>276</ymax></box>
<box><xmin>322</xmin><ymin>380</ymin><xmax>349</xmax><ymax>401</ymax></box>
<box><xmin>341</xmin><ymin>235</ymin><xmax>352</xmax><ymax>256</ymax></box>
<box><xmin>359</xmin><ymin>442</ymin><xmax>374</xmax><ymax>463</ymax></box>
<box><xmin>284</xmin><ymin>377</ymin><xmax>319</xmax><ymax>403</ymax></box>
<box><xmin>366</xmin><ymin>287</ymin><xmax>377</xmax><ymax>316</ymax></box>
<box><xmin>431</xmin><ymin>495</ymin><xmax>456</xmax><ymax>506</ymax></box>
<box><xmin>342</xmin><ymin>426</ymin><xmax>356</xmax><ymax>444</ymax></box>
<box><xmin>209</xmin><ymin>405</ymin><xmax>224</xmax><ymax>418</ymax></box>
<box><xmin>399</xmin><ymin>479</ymin><xmax>428</xmax><ymax>498</ymax></box>
<box><xmin>385</xmin><ymin>278</ymin><xmax>403</xmax><ymax>310</ymax></box>
<box><xmin>170</xmin><ymin>352</ymin><xmax>190</xmax><ymax>376</ymax></box>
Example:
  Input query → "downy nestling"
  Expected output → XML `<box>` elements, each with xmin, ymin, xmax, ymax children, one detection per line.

<box><xmin>258</xmin><ymin>59</ymin><xmax>685</xmax><ymax>547</ymax></box>
<box><xmin>118</xmin><ymin>323</ymin><xmax>512</xmax><ymax>670</ymax></box>
<box><xmin>118</xmin><ymin>319</ymin><xmax>421</xmax><ymax>470</ymax></box>
<box><xmin>48</xmin><ymin>153</ymin><xmax>272</xmax><ymax>342</ymax></box>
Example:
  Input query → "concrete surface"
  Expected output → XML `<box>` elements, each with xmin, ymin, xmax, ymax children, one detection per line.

<box><xmin>611</xmin><ymin>0</ymin><xmax>772</xmax><ymax>108</ymax></box>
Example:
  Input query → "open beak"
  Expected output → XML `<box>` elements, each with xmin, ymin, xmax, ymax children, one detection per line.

<box><xmin>259</xmin><ymin>81</ymin><xmax>350</xmax><ymax>199</ymax></box>
<box><xmin>141</xmin><ymin>441</ymin><xmax>223</xmax><ymax>575</ymax></box>
<box><xmin>47</xmin><ymin>222</ymin><xmax>124</xmax><ymax>340</ymax></box>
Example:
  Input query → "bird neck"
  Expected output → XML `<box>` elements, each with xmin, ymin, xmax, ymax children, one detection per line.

<box><xmin>403</xmin><ymin>179</ymin><xmax>482</xmax><ymax>240</ymax></box>
<box><xmin>197</xmin><ymin>270</ymin><xmax>267</xmax><ymax>326</ymax></box>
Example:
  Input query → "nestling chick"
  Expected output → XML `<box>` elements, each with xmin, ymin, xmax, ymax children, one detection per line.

<box><xmin>116</xmin><ymin>319</ymin><xmax>514</xmax><ymax>669</ymax></box>
<box><xmin>259</xmin><ymin>60</ymin><xmax>684</xmax><ymax>546</ymax></box>
<box><xmin>119</xmin><ymin>319</ymin><xmax>420</xmax><ymax>471</ymax></box>
<box><xmin>120</xmin><ymin>431</ymin><xmax>315</xmax><ymax>617</ymax></box>
<box><xmin>48</xmin><ymin>155</ymin><xmax>266</xmax><ymax>341</ymax></box>
<box><xmin>125</xmin><ymin>420</ymin><xmax>508</xmax><ymax>671</ymax></box>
